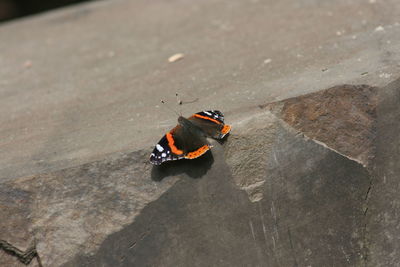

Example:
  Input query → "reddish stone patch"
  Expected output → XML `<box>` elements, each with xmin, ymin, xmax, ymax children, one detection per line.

<box><xmin>265</xmin><ymin>84</ymin><xmax>378</xmax><ymax>166</ymax></box>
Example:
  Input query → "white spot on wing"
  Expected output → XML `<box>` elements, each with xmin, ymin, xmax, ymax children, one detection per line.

<box><xmin>161</xmin><ymin>152</ymin><xmax>166</xmax><ymax>157</ymax></box>
<box><xmin>156</xmin><ymin>144</ymin><xmax>164</xmax><ymax>152</ymax></box>
<box><xmin>204</xmin><ymin>111</ymin><xmax>212</xmax><ymax>116</ymax></box>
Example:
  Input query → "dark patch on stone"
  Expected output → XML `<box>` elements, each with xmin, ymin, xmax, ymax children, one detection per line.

<box><xmin>0</xmin><ymin>185</ymin><xmax>35</xmax><ymax>266</ymax></box>
<box><xmin>151</xmin><ymin>150</ymin><xmax>214</xmax><ymax>181</ymax></box>
<box><xmin>0</xmin><ymin>149</ymin><xmax>174</xmax><ymax>266</ymax></box>
<box><xmin>366</xmin><ymin>78</ymin><xmax>400</xmax><ymax>266</ymax></box>
<box><xmin>264</xmin><ymin>84</ymin><xmax>378</xmax><ymax>167</ymax></box>
<box><xmin>0</xmin><ymin>240</ymin><xmax>42</xmax><ymax>266</ymax></box>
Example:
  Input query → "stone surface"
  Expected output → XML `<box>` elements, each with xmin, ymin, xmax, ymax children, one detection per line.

<box><xmin>66</xmin><ymin>116</ymin><xmax>370</xmax><ymax>267</ymax></box>
<box><xmin>224</xmin><ymin>111</ymin><xmax>278</xmax><ymax>202</ymax></box>
<box><xmin>1</xmin><ymin>0</ymin><xmax>400</xmax><ymax>266</ymax></box>
<box><xmin>0</xmin><ymin>102</ymin><xmax>377</xmax><ymax>266</ymax></box>
<box><xmin>1</xmin><ymin>0</ymin><xmax>400</xmax><ymax>181</ymax></box>
<box><xmin>265</xmin><ymin>84</ymin><xmax>378</xmax><ymax>167</ymax></box>
<box><xmin>0</xmin><ymin>150</ymin><xmax>178</xmax><ymax>266</ymax></box>
<box><xmin>366</xmin><ymin>79</ymin><xmax>400</xmax><ymax>266</ymax></box>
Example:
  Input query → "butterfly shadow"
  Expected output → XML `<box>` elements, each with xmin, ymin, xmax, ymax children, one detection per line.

<box><xmin>151</xmin><ymin>151</ymin><xmax>214</xmax><ymax>181</ymax></box>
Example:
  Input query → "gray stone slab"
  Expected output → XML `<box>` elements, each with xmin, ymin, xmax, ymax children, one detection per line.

<box><xmin>1</xmin><ymin>0</ymin><xmax>400</xmax><ymax>181</ymax></box>
<box><xmin>66</xmin><ymin>118</ymin><xmax>370</xmax><ymax>267</ymax></box>
<box><xmin>367</xmin><ymin>79</ymin><xmax>400</xmax><ymax>266</ymax></box>
<box><xmin>1</xmin><ymin>0</ymin><xmax>400</xmax><ymax>266</ymax></box>
<box><xmin>0</xmin><ymin>149</ymin><xmax>179</xmax><ymax>266</ymax></box>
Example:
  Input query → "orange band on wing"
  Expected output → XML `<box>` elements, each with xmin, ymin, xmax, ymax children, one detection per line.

<box><xmin>193</xmin><ymin>114</ymin><xmax>221</xmax><ymax>124</ymax></box>
<box><xmin>184</xmin><ymin>145</ymin><xmax>210</xmax><ymax>159</ymax></box>
<box><xmin>166</xmin><ymin>132</ymin><xmax>184</xmax><ymax>155</ymax></box>
<box><xmin>221</xmin><ymin>124</ymin><xmax>231</xmax><ymax>134</ymax></box>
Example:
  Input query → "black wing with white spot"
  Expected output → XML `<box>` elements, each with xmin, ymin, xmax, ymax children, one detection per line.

<box><xmin>188</xmin><ymin>110</ymin><xmax>231</xmax><ymax>139</ymax></box>
<box><xmin>149</xmin><ymin>135</ymin><xmax>183</xmax><ymax>165</ymax></box>
<box><xmin>195</xmin><ymin>110</ymin><xmax>225</xmax><ymax>123</ymax></box>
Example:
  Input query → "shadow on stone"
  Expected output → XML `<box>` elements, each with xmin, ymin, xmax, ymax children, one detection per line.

<box><xmin>216</xmin><ymin>133</ymin><xmax>230</xmax><ymax>145</ymax></box>
<box><xmin>151</xmin><ymin>151</ymin><xmax>214</xmax><ymax>181</ymax></box>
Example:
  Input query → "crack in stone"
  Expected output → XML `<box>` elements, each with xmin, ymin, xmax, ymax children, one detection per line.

<box><xmin>0</xmin><ymin>239</ymin><xmax>42</xmax><ymax>266</ymax></box>
<box><xmin>287</xmin><ymin>227</ymin><xmax>299</xmax><ymax>267</ymax></box>
<box><xmin>362</xmin><ymin>179</ymin><xmax>373</xmax><ymax>266</ymax></box>
<box><xmin>128</xmin><ymin>229</ymin><xmax>150</xmax><ymax>249</ymax></box>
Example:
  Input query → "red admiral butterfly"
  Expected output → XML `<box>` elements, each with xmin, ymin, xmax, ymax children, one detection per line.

<box><xmin>150</xmin><ymin>110</ymin><xmax>231</xmax><ymax>165</ymax></box>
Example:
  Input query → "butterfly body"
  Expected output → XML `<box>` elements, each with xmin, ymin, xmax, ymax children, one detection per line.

<box><xmin>150</xmin><ymin>110</ymin><xmax>231</xmax><ymax>165</ymax></box>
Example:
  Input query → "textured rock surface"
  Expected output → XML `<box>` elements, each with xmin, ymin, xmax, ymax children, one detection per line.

<box><xmin>224</xmin><ymin>112</ymin><xmax>278</xmax><ymax>202</ymax></box>
<box><xmin>1</xmin><ymin>0</ymin><xmax>400</xmax><ymax>266</ymax></box>
<box><xmin>266</xmin><ymin>84</ymin><xmax>378</xmax><ymax>167</ymax></box>
<box><xmin>1</xmin><ymin>0</ymin><xmax>400</xmax><ymax>182</ymax></box>
<box><xmin>67</xmin><ymin>117</ymin><xmax>370</xmax><ymax>267</ymax></box>
<box><xmin>367</xmin><ymin>79</ymin><xmax>400</xmax><ymax>266</ymax></box>
<box><xmin>0</xmin><ymin>151</ymin><xmax>178</xmax><ymax>266</ymax></box>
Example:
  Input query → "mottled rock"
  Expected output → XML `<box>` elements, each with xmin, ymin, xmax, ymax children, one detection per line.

<box><xmin>1</xmin><ymin>101</ymin><xmax>376</xmax><ymax>266</ymax></box>
<box><xmin>0</xmin><ymin>151</ymin><xmax>178</xmax><ymax>266</ymax></box>
<box><xmin>224</xmin><ymin>111</ymin><xmax>279</xmax><ymax>202</ymax></box>
<box><xmin>0</xmin><ymin>184</ymin><xmax>37</xmax><ymax>266</ymax></box>
<box><xmin>366</xmin><ymin>79</ymin><xmax>400</xmax><ymax>266</ymax></box>
<box><xmin>265</xmin><ymin>84</ymin><xmax>378</xmax><ymax>167</ymax></box>
<box><xmin>66</xmin><ymin>112</ymin><xmax>370</xmax><ymax>267</ymax></box>
<box><xmin>2</xmin><ymin>0</ymin><xmax>400</xmax><ymax>182</ymax></box>
<box><xmin>1</xmin><ymin>0</ymin><xmax>400</xmax><ymax>265</ymax></box>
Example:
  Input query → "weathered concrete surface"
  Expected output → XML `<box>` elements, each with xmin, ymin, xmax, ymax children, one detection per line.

<box><xmin>1</xmin><ymin>0</ymin><xmax>400</xmax><ymax>266</ymax></box>
<box><xmin>1</xmin><ymin>0</ymin><xmax>400</xmax><ymax>181</ymax></box>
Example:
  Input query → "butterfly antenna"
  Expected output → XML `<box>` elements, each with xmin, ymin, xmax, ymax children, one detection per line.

<box><xmin>176</xmin><ymin>93</ymin><xmax>183</xmax><ymax>116</ymax></box>
<box><xmin>160</xmin><ymin>99</ymin><xmax>180</xmax><ymax>117</ymax></box>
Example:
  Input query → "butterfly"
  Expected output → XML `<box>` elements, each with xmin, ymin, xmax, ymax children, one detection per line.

<box><xmin>150</xmin><ymin>110</ymin><xmax>231</xmax><ymax>165</ymax></box>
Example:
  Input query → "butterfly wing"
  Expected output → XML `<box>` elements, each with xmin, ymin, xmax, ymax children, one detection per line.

<box><xmin>188</xmin><ymin>110</ymin><xmax>231</xmax><ymax>139</ymax></box>
<box><xmin>150</xmin><ymin>124</ymin><xmax>211</xmax><ymax>165</ymax></box>
<box><xmin>149</xmin><ymin>129</ymin><xmax>184</xmax><ymax>165</ymax></box>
